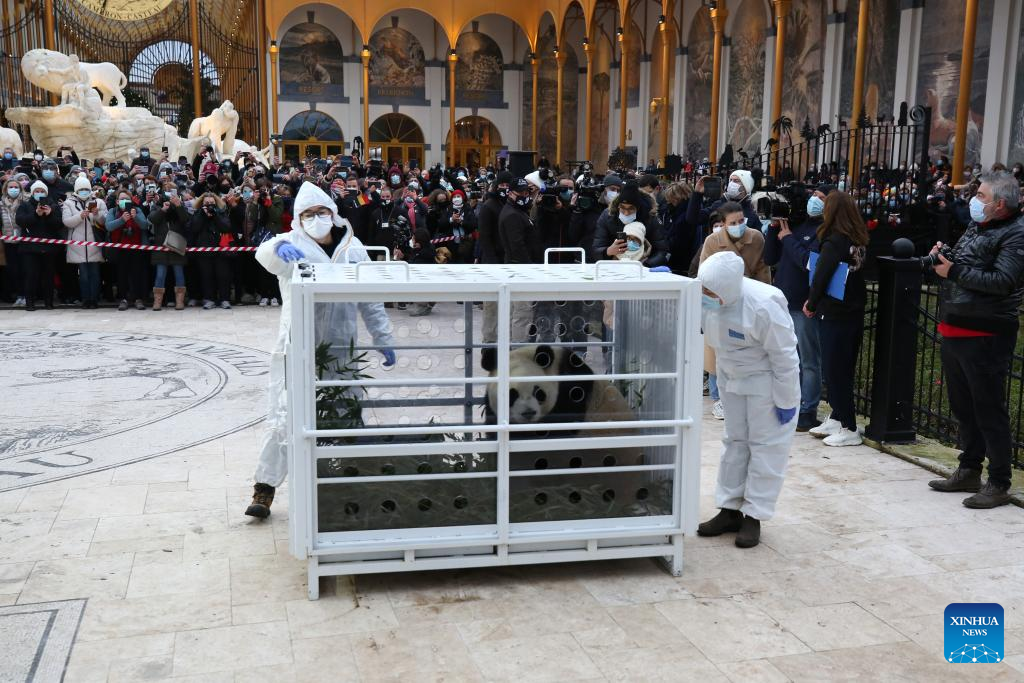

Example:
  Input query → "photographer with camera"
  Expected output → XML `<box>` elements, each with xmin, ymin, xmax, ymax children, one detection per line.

<box><xmin>688</xmin><ymin>170</ymin><xmax>760</xmax><ymax>231</ymax></box>
<box><xmin>104</xmin><ymin>186</ymin><xmax>154</xmax><ymax>312</ymax></box>
<box><xmin>570</xmin><ymin>173</ymin><xmax>621</xmax><ymax>260</ymax></box>
<box><xmin>62</xmin><ymin>175</ymin><xmax>108</xmax><ymax>310</ymax></box>
<box><xmin>190</xmin><ymin>192</ymin><xmax>234</xmax><ymax>310</ymax></box>
<box><xmin>434</xmin><ymin>189</ymin><xmax>477</xmax><ymax>263</ymax></box>
<box><xmin>764</xmin><ymin>184</ymin><xmax>832</xmax><ymax>431</ymax></box>
<box><xmin>927</xmin><ymin>171</ymin><xmax>1024</xmax><ymax>508</ymax></box>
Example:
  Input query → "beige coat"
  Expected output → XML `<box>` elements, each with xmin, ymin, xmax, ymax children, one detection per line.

<box><xmin>699</xmin><ymin>227</ymin><xmax>772</xmax><ymax>374</ymax></box>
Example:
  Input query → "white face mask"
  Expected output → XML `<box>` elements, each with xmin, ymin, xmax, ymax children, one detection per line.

<box><xmin>726</xmin><ymin>220</ymin><xmax>747</xmax><ymax>239</ymax></box>
<box><xmin>452</xmin><ymin>198</ymin><xmax>463</xmax><ymax>209</ymax></box>
<box><xmin>302</xmin><ymin>214</ymin><xmax>334</xmax><ymax>238</ymax></box>
<box><xmin>408</xmin><ymin>238</ymin><xmax>416</xmax><ymax>248</ymax></box>
<box><xmin>605</xmin><ymin>189</ymin><xmax>619</xmax><ymax>202</ymax></box>
<box><xmin>619</xmin><ymin>211</ymin><xmax>636</xmax><ymax>224</ymax></box>
<box><xmin>726</xmin><ymin>181</ymin><xmax>744</xmax><ymax>199</ymax></box>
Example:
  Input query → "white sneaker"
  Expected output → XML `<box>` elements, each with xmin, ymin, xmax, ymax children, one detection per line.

<box><xmin>809</xmin><ymin>417</ymin><xmax>842</xmax><ymax>438</ymax></box>
<box><xmin>711</xmin><ymin>401</ymin><xmax>725</xmax><ymax>420</ymax></box>
<box><xmin>270</xmin><ymin>297</ymin><xmax>279</xmax><ymax>307</ymax></box>
<box><xmin>823</xmin><ymin>427</ymin><xmax>863</xmax><ymax>447</ymax></box>
<box><xmin>14</xmin><ymin>297</ymin><xmax>25</xmax><ymax>307</ymax></box>
<box><xmin>258</xmin><ymin>297</ymin><xmax>269</xmax><ymax>307</ymax></box>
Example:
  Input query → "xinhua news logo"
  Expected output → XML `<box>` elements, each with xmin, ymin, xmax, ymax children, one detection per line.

<box><xmin>944</xmin><ymin>603</ymin><xmax>1004</xmax><ymax>663</ymax></box>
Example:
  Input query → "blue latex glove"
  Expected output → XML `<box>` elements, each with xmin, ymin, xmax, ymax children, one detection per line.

<box><xmin>648</xmin><ymin>266</ymin><xmax>672</xmax><ymax>273</ymax></box>
<box><xmin>381</xmin><ymin>348</ymin><xmax>396</xmax><ymax>367</ymax></box>
<box><xmin>775</xmin><ymin>406</ymin><xmax>797</xmax><ymax>425</ymax></box>
<box><xmin>275</xmin><ymin>242</ymin><xmax>305</xmax><ymax>263</ymax></box>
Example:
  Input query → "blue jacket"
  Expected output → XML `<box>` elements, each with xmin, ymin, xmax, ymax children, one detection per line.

<box><xmin>763</xmin><ymin>217</ymin><xmax>821</xmax><ymax>310</ymax></box>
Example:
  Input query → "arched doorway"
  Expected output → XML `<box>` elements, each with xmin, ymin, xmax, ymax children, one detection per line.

<box><xmin>281</xmin><ymin>111</ymin><xmax>344</xmax><ymax>163</ymax></box>
<box><xmin>446</xmin><ymin>116</ymin><xmax>503</xmax><ymax>170</ymax></box>
<box><xmin>369</xmin><ymin>114</ymin><xmax>425</xmax><ymax>168</ymax></box>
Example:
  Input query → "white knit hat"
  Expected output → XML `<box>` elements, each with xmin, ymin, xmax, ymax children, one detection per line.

<box><xmin>731</xmin><ymin>169</ymin><xmax>754</xmax><ymax>195</ymax></box>
<box><xmin>29</xmin><ymin>180</ymin><xmax>47</xmax><ymax>195</ymax></box>
<box><xmin>74</xmin><ymin>175</ymin><xmax>92</xmax><ymax>192</ymax></box>
<box><xmin>623</xmin><ymin>221</ymin><xmax>646</xmax><ymax>242</ymax></box>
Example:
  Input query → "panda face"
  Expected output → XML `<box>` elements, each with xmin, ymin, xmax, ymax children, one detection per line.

<box><xmin>483</xmin><ymin>345</ymin><xmax>594</xmax><ymax>427</ymax></box>
<box><xmin>508</xmin><ymin>382</ymin><xmax>555</xmax><ymax>423</ymax></box>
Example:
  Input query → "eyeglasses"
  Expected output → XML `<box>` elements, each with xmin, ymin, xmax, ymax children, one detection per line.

<box><xmin>299</xmin><ymin>207</ymin><xmax>334</xmax><ymax>220</ymax></box>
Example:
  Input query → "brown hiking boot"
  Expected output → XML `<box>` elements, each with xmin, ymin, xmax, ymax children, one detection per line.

<box><xmin>152</xmin><ymin>287</ymin><xmax>165</xmax><ymax>311</ymax></box>
<box><xmin>245</xmin><ymin>483</ymin><xmax>275</xmax><ymax>518</ymax></box>
<box><xmin>697</xmin><ymin>508</ymin><xmax>743</xmax><ymax>537</ymax></box>
<box><xmin>928</xmin><ymin>467</ymin><xmax>982</xmax><ymax>493</ymax></box>
<box><xmin>174</xmin><ymin>287</ymin><xmax>186</xmax><ymax>310</ymax></box>
<box><xmin>735</xmin><ymin>516</ymin><xmax>761</xmax><ymax>548</ymax></box>
<box><xmin>962</xmin><ymin>481</ymin><xmax>1012</xmax><ymax>509</ymax></box>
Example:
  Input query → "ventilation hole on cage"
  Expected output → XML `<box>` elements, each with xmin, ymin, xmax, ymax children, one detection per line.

<box><xmin>527</xmin><ymin>323</ymin><xmax>538</xmax><ymax>337</ymax></box>
<box><xmin>381</xmin><ymin>464</ymin><xmax>396</xmax><ymax>475</ymax></box>
<box><xmin>418</xmin><ymin>498</ymin><xmax>432</xmax><ymax>511</ymax></box>
<box><xmin>453</xmin><ymin>496</ymin><xmax>469</xmax><ymax>509</ymax></box>
<box><xmin>535</xmin><ymin>457</ymin><xmax>548</xmax><ymax>469</ymax></box>
<box><xmin>636</xmin><ymin>487</ymin><xmax>649</xmax><ymax>500</ymax></box>
<box><xmin>569</xmin><ymin>456</ymin><xmax>583</xmax><ymax>468</ymax></box>
<box><xmin>396</xmin><ymin>324</ymin><xmax>410</xmax><ymax>338</ymax></box>
<box><xmin>417</xmin><ymin>462</ymin><xmax>433</xmax><ymax>474</ymax></box>
<box><xmin>342</xmin><ymin>466</ymin><xmax>359</xmax><ymax>477</ymax></box>
<box><xmin>416</xmin><ymin>319</ymin><xmax>431</xmax><ymax>334</ymax></box>
<box><xmin>568</xmin><ymin>491</ymin><xmax>582</xmax><ymax>504</ymax></box>
<box><xmin>534</xmin><ymin>492</ymin><xmax>548</xmax><ymax>505</ymax></box>
<box><xmin>535</xmin><ymin>350</ymin><xmax>552</xmax><ymax>368</ymax></box>
<box><xmin>453</xmin><ymin>318</ymin><xmax>466</xmax><ymax>333</ymax></box>
<box><xmin>453</xmin><ymin>461</ymin><xmax>467</xmax><ymax>472</ymax></box>
<box><xmin>603</xmin><ymin>455</ymin><xmax>617</xmax><ymax>467</ymax></box>
<box><xmin>382</xmin><ymin>435</ymin><xmax>396</xmax><ymax>444</ymax></box>
<box><xmin>344</xmin><ymin>502</ymin><xmax>359</xmax><ymax>515</ymax></box>
<box><xmin>569</xmin><ymin>353</ymin><xmax>585</xmax><ymax>368</ymax></box>
<box><xmin>583</xmin><ymin>322</ymin><xmax>594</xmax><ymax>336</ymax></box>
<box><xmin>583</xmin><ymin>300</ymin><xmax>596</xmax><ymax>306</ymax></box>
<box><xmin>417</xmin><ymin>355</ymin><xmax>432</xmax><ymax>370</ymax></box>
<box><xmin>570</xmin><ymin>386</ymin><xmax>587</xmax><ymax>403</ymax></box>
<box><xmin>555</xmin><ymin>323</ymin><xmax>568</xmax><ymax>337</ymax></box>
<box><xmin>536</xmin><ymin>317</ymin><xmax>551</xmax><ymax>333</ymax></box>
<box><xmin>603</xmin><ymin>489</ymin><xmax>616</xmax><ymax>502</ymax></box>
<box><xmin>570</xmin><ymin>316</ymin><xmax>586</xmax><ymax>332</ymax></box>
<box><xmin>553</xmin><ymin>300</ymin><xmax>565</xmax><ymax>307</ymax></box>
<box><xmin>380</xmin><ymin>500</ymin><xmax>397</xmax><ymax>513</ymax></box>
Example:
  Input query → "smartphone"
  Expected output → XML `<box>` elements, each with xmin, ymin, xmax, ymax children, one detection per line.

<box><xmin>615</xmin><ymin>231</ymin><xmax>627</xmax><ymax>242</ymax></box>
<box><xmin>703</xmin><ymin>177</ymin><xmax>723</xmax><ymax>201</ymax></box>
<box><xmin>161</xmin><ymin>146</ymin><xmax>169</xmax><ymax>154</ymax></box>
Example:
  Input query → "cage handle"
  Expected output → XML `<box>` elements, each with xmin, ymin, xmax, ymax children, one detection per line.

<box><xmin>363</xmin><ymin>246</ymin><xmax>391</xmax><ymax>261</ymax></box>
<box><xmin>544</xmin><ymin>247</ymin><xmax>586</xmax><ymax>265</ymax></box>
<box><xmin>355</xmin><ymin>260</ymin><xmax>410</xmax><ymax>281</ymax></box>
<box><xmin>595</xmin><ymin>260</ymin><xmax>645</xmax><ymax>280</ymax></box>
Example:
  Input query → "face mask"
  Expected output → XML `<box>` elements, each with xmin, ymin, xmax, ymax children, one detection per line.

<box><xmin>408</xmin><ymin>181</ymin><xmax>419</xmax><ymax>191</ymax></box>
<box><xmin>408</xmin><ymin>238</ymin><xmax>416</xmax><ymax>248</ymax></box>
<box><xmin>6</xmin><ymin>187</ymin><xmax>19</xmax><ymax>198</ymax></box>
<box><xmin>605</xmin><ymin>190</ymin><xmax>619</xmax><ymax>202</ymax></box>
<box><xmin>497</xmin><ymin>187</ymin><xmax>509</xmax><ymax>200</ymax></box>
<box><xmin>76</xmin><ymin>189</ymin><xmax>91</xmax><ymax>200</ymax></box>
<box><xmin>242</xmin><ymin>190</ymin><xmax>253</xmax><ymax>201</ymax></box>
<box><xmin>807</xmin><ymin>196</ymin><xmax>824</xmax><ymax>217</ymax></box>
<box><xmin>625</xmin><ymin>240</ymin><xmax>641</xmax><ymax>252</ymax></box>
<box><xmin>339</xmin><ymin>171</ymin><xmax>347</xmax><ymax>179</ymax></box>
<box><xmin>711</xmin><ymin>224</ymin><xmax>723</xmax><ymax>233</ymax></box>
<box><xmin>619</xmin><ymin>211</ymin><xmax>636</xmax><ymax>224</ymax></box>
<box><xmin>118</xmin><ymin>199</ymin><xmax>130</xmax><ymax>209</ymax></box>
<box><xmin>701</xmin><ymin>294</ymin><xmax>722</xmax><ymax>310</ymax></box>
<box><xmin>33</xmin><ymin>193</ymin><xmax>46</xmax><ymax>201</ymax></box>
<box><xmin>403</xmin><ymin>196</ymin><xmax>415</xmax><ymax>205</ymax></box>
<box><xmin>559</xmin><ymin>189</ymin><xmax>573</xmax><ymax>202</ymax></box>
<box><xmin>514</xmin><ymin>195</ymin><xmax>532</xmax><ymax>208</ymax></box>
<box><xmin>726</xmin><ymin>181</ymin><xmax>743</xmax><ymax>199</ymax></box>
<box><xmin>34</xmin><ymin>154</ymin><xmax>42</xmax><ymax>161</ymax></box>
<box><xmin>303</xmin><ymin>214</ymin><xmax>334</xmax><ymax>238</ymax></box>
<box><xmin>452</xmin><ymin>198</ymin><xmax>463</xmax><ymax>209</ymax></box>
<box><xmin>726</xmin><ymin>222</ymin><xmax>747</xmax><ymax>239</ymax></box>
<box><xmin>141</xmin><ymin>151</ymin><xmax>149</xmax><ymax>158</ymax></box>
<box><xmin>390</xmin><ymin>175</ymin><xmax>400</xmax><ymax>185</ymax></box>
<box><xmin>2</xmin><ymin>152</ymin><xmax>10</xmax><ymax>160</ymax></box>
<box><xmin>969</xmin><ymin>196</ymin><xmax>990</xmax><ymax>224</ymax></box>
<box><xmin>42</xmin><ymin>170</ymin><xmax>55</xmax><ymax>181</ymax></box>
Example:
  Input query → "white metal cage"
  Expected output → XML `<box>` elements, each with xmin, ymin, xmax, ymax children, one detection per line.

<box><xmin>285</xmin><ymin>260</ymin><xmax>702</xmax><ymax>599</ymax></box>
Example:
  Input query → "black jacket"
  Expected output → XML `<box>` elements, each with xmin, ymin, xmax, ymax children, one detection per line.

<box><xmin>16</xmin><ymin>197</ymin><xmax>64</xmax><ymax>254</ymax></box>
<box><xmin>942</xmin><ymin>213</ymin><xmax>1024</xmax><ymax>336</ymax></box>
<box><xmin>806</xmin><ymin>232</ymin><xmax>867</xmax><ymax>320</ymax></box>
<box><xmin>590</xmin><ymin>194</ymin><xmax>669</xmax><ymax>267</ymax></box>
<box><xmin>764</xmin><ymin>217</ymin><xmax>821</xmax><ymax>310</ymax></box>
<box><xmin>476</xmin><ymin>194</ymin><xmax>505</xmax><ymax>264</ymax></box>
<box><xmin>534</xmin><ymin>203</ymin><xmax>579</xmax><ymax>263</ymax></box>
<box><xmin>499</xmin><ymin>202</ymin><xmax>542</xmax><ymax>265</ymax></box>
<box><xmin>189</xmin><ymin>207</ymin><xmax>232</xmax><ymax>248</ymax></box>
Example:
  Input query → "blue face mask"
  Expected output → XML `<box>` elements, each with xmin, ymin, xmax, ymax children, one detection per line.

<box><xmin>2</xmin><ymin>152</ymin><xmax>11</xmax><ymax>160</ymax></box>
<box><xmin>6</xmin><ymin>187</ymin><xmax>19</xmax><ymax>198</ymax></box>
<box><xmin>806</xmin><ymin>196</ymin><xmax>824</xmax><ymax>217</ymax></box>
<box><xmin>726</xmin><ymin>222</ymin><xmax>747</xmax><ymax>239</ymax></box>
<box><xmin>76</xmin><ymin>189</ymin><xmax>91</xmax><ymax>200</ymax></box>
<box><xmin>702</xmin><ymin>294</ymin><xmax>722</xmax><ymax>310</ymax></box>
<box><xmin>626</xmin><ymin>240</ymin><xmax>641</xmax><ymax>252</ymax></box>
<box><xmin>619</xmin><ymin>211</ymin><xmax>636</xmax><ymax>224</ymax></box>
<box><xmin>242</xmin><ymin>190</ymin><xmax>253</xmax><ymax>201</ymax></box>
<box><xmin>141</xmin><ymin>151</ymin><xmax>149</xmax><ymax>158</ymax></box>
<box><xmin>42</xmin><ymin>169</ymin><xmax>55</xmax><ymax>181</ymax></box>
<box><xmin>33</xmin><ymin>192</ymin><xmax>46</xmax><ymax>201</ymax></box>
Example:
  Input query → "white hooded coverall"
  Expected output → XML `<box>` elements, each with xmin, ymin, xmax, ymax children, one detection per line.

<box><xmin>698</xmin><ymin>251</ymin><xmax>800</xmax><ymax>521</ymax></box>
<box><xmin>253</xmin><ymin>182</ymin><xmax>395</xmax><ymax>487</ymax></box>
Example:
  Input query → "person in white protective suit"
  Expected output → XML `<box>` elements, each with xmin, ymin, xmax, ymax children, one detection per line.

<box><xmin>244</xmin><ymin>181</ymin><xmax>396</xmax><ymax>518</ymax></box>
<box><xmin>696</xmin><ymin>251</ymin><xmax>800</xmax><ymax>548</ymax></box>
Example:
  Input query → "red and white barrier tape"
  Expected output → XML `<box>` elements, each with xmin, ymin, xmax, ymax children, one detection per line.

<box><xmin>0</xmin><ymin>235</ymin><xmax>256</xmax><ymax>252</ymax></box>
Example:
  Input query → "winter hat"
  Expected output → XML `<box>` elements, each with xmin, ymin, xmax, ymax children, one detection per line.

<box><xmin>638</xmin><ymin>174</ymin><xmax>660</xmax><ymax>190</ymax></box>
<box><xmin>731</xmin><ymin>169</ymin><xmax>754</xmax><ymax>195</ymax></box>
<box><xmin>451</xmin><ymin>189</ymin><xmax>466</xmax><ymax>204</ymax></box>
<box><xmin>698</xmin><ymin>251</ymin><xmax>745</xmax><ymax>306</ymax></box>
<box><xmin>524</xmin><ymin>170</ymin><xmax>544</xmax><ymax>190</ymax></box>
<box><xmin>511</xmin><ymin>177</ymin><xmax>530</xmax><ymax>194</ymax></box>
<box><xmin>816</xmin><ymin>183</ymin><xmax>837</xmax><ymax>196</ymax></box>
<box><xmin>74</xmin><ymin>175</ymin><xmax>92</xmax><ymax>192</ymax></box>
<box><xmin>603</xmin><ymin>173</ymin><xmax>624</xmax><ymax>188</ymax></box>
<box><xmin>616</xmin><ymin>182</ymin><xmax>645</xmax><ymax>209</ymax></box>
<box><xmin>29</xmin><ymin>180</ymin><xmax>48</xmax><ymax>195</ymax></box>
<box><xmin>623</xmin><ymin>222</ymin><xmax>646</xmax><ymax>242</ymax></box>
<box><xmin>495</xmin><ymin>171</ymin><xmax>514</xmax><ymax>185</ymax></box>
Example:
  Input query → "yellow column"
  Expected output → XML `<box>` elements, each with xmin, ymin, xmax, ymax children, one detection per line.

<box><xmin>618</xmin><ymin>27</ymin><xmax>628</xmax><ymax>150</ymax></box>
<box><xmin>269</xmin><ymin>41</ymin><xmax>280</xmax><ymax>136</ymax></box>
<box><xmin>708</xmin><ymin>2</ymin><xmax>728</xmax><ymax>163</ymax></box>
<box><xmin>258</xmin><ymin>0</ymin><xmax>270</xmax><ymax>147</ymax></box>
<box><xmin>951</xmin><ymin>0</ymin><xmax>979</xmax><ymax>185</ymax></box>
<box><xmin>361</xmin><ymin>46</ymin><xmax>371</xmax><ymax>160</ymax></box>
<box><xmin>769</xmin><ymin>0</ymin><xmax>791</xmax><ymax>175</ymax></box>
<box><xmin>530</xmin><ymin>54</ymin><xmax>539</xmax><ymax>151</ymax></box>
<box><xmin>555</xmin><ymin>46</ymin><xmax>567</xmax><ymax>168</ymax></box>
<box><xmin>658</xmin><ymin>21</ymin><xmax>671</xmax><ymax>167</ymax></box>
<box><xmin>583</xmin><ymin>39</ymin><xmax>593</xmax><ymax>162</ymax></box>
<box><xmin>847</xmin><ymin>0</ymin><xmax>870</xmax><ymax>178</ymax></box>
<box><xmin>43</xmin><ymin>0</ymin><xmax>56</xmax><ymax>105</ymax></box>
<box><xmin>448</xmin><ymin>49</ymin><xmax>458</xmax><ymax>167</ymax></box>
<box><xmin>188</xmin><ymin>0</ymin><xmax>203</xmax><ymax>119</ymax></box>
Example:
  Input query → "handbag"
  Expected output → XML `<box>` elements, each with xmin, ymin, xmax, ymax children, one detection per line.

<box><xmin>163</xmin><ymin>229</ymin><xmax>187</xmax><ymax>256</ymax></box>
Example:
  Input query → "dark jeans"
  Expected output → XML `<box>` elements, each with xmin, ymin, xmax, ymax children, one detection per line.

<box><xmin>941</xmin><ymin>333</ymin><xmax>1016</xmax><ymax>488</ymax></box>
<box><xmin>819</xmin><ymin>316</ymin><xmax>863</xmax><ymax>431</ymax></box>
<box><xmin>116</xmin><ymin>250</ymin><xmax>150</xmax><ymax>302</ymax></box>
<box><xmin>197</xmin><ymin>253</ymin><xmax>232</xmax><ymax>303</ymax></box>
<box><xmin>22</xmin><ymin>250</ymin><xmax>55</xmax><ymax>307</ymax></box>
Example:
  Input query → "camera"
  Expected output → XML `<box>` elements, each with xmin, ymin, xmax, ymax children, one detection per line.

<box><xmin>920</xmin><ymin>244</ymin><xmax>954</xmax><ymax>271</ymax></box>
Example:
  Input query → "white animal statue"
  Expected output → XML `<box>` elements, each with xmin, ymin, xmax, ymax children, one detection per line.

<box><xmin>0</xmin><ymin>126</ymin><xmax>24</xmax><ymax>157</ymax></box>
<box><xmin>21</xmin><ymin>49</ymin><xmax>127</xmax><ymax>107</ymax></box>
<box><xmin>187</xmin><ymin>100</ymin><xmax>239</xmax><ymax>156</ymax></box>
<box><xmin>231</xmin><ymin>138</ymin><xmax>273</xmax><ymax>169</ymax></box>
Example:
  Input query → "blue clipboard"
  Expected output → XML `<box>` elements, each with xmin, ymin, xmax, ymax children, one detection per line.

<box><xmin>807</xmin><ymin>251</ymin><xmax>848</xmax><ymax>301</ymax></box>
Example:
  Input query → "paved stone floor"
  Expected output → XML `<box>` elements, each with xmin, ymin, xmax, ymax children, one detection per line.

<box><xmin>1</xmin><ymin>304</ymin><xmax>1024</xmax><ymax>682</ymax></box>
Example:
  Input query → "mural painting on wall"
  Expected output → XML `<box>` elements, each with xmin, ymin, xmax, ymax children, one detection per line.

<box><xmin>916</xmin><ymin>0</ymin><xmax>992</xmax><ymax>166</ymax></box>
<box><xmin>625</xmin><ymin>21</ymin><xmax>642</xmax><ymax>108</ymax></box>
<box><xmin>726</xmin><ymin>0</ymin><xmax>766</xmax><ymax>157</ymax></box>
<box><xmin>589</xmin><ymin>35</ymin><xmax>613</xmax><ymax>168</ymax></box>
<box><xmin>684</xmin><ymin>7</ymin><xmax>713</xmax><ymax>160</ymax></box>
<box><xmin>839</xmin><ymin>0</ymin><xmax>898</xmax><ymax>123</ymax></box>
<box><xmin>455</xmin><ymin>30</ymin><xmax>504</xmax><ymax>108</ymax></box>
<box><xmin>780</xmin><ymin>0</ymin><xmax>824</xmax><ymax>142</ymax></box>
<box><xmin>369</xmin><ymin>24</ymin><xmax>427</xmax><ymax>104</ymax></box>
<box><xmin>646</xmin><ymin>27</ymin><xmax>676</xmax><ymax>164</ymax></box>
<box><xmin>279</xmin><ymin>22</ymin><xmax>346</xmax><ymax>102</ymax></box>
<box><xmin>1010</xmin><ymin>17</ymin><xmax>1024</xmax><ymax>164</ymax></box>
<box><xmin>523</xmin><ymin>26</ymin><xmax>579</xmax><ymax>162</ymax></box>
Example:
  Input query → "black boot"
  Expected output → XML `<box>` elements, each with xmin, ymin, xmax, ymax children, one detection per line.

<box><xmin>962</xmin><ymin>481</ymin><xmax>1012</xmax><ymax>509</ymax></box>
<box><xmin>245</xmin><ymin>483</ymin><xmax>275</xmax><ymax>518</ymax></box>
<box><xmin>697</xmin><ymin>508</ymin><xmax>743</xmax><ymax>537</ymax></box>
<box><xmin>735</xmin><ymin>515</ymin><xmax>761</xmax><ymax>548</ymax></box>
<box><xmin>796</xmin><ymin>411</ymin><xmax>819</xmax><ymax>432</ymax></box>
<box><xmin>928</xmin><ymin>467</ymin><xmax>982</xmax><ymax>493</ymax></box>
